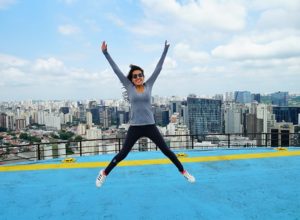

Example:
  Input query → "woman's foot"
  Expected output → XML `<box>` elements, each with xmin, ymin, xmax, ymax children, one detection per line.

<box><xmin>182</xmin><ymin>170</ymin><xmax>196</xmax><ymax>183</ymax></box>
<box><xmin>96</xmin><ymin>169</ymin><xmax>107</xmax><ymax>188</ymax></box>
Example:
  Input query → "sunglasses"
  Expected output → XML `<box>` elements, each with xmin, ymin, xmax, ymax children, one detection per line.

<box><xmin>132</xmin><ymin>73</ymin><xmax>144</xmax><ymax>79</ymax></box>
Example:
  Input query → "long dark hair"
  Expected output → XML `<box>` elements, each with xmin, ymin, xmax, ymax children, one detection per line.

<box><xmin>122</xmin><ymin>64</ymin><xmax>144</xmax><ymax>102</ymax></box>
<box><xmin>127</xmin><ymin>64</ymin><xmax>144</xmax><ymax>83</ymax></box>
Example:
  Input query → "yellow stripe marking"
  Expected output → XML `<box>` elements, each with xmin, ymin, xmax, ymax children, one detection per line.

<box><xmin>1</xmin><ymin>150</ymin><xmax>300</xmax><ymax>172</ymax></box>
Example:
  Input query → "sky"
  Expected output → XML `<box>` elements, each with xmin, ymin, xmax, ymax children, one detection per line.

<box><xmin>0</xmin><ymin>0</ymin><xmax>300</xmax><ymax>101</ymax></box>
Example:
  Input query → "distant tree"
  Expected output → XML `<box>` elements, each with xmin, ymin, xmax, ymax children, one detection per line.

<box><xmin>30</xmin><ymin>136</ymin><xmax>41</xmax><ymax>143</ymax></box>
<box><xmin>0</xmin><ymin>127</ymin><xmax>7</xmax><ymax>132</ymax></box>
<box><xmin>7</xmin><ymin>131</ymin><xmax>16</xmax><ymax>137</ymax></box>
<box><xmin>19</xmin><ymin>133</ymin><xmax>29</xmax><ymax>140</ymax></box>
<box><xmin>74</xmin><ymin>135</ymin><xmax>83</xmax><ymax>142</ymax></box>
<box><xmin>51</xmin><ymin>133</ymin><xmax>59</xmax><ymax>139</ymax></box>
<box><xmin>59</xmin><ymin>131</ymin><xmax>75</xmax><ymax>140</ymax></box>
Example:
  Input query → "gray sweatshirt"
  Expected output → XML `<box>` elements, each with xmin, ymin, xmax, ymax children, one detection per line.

<box><xmin>103</xmin><ymin>45</ymin><xmax>169</xmax><ymax>126</ymax></box>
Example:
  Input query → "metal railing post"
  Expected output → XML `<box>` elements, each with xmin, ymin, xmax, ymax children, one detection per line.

<box><xmin>227</xmin><ymin>134</ymin><xmax>230</xmax><ymax>148</ymax></box>
<box><xmin>79</xmin><ymin>140</ymin><xmax>82</xmax><ymax>156</ymax></box>
<box><xmin>37</xmin><ymin>144</ymin><xmax>41</xmax><ymax>160</ymax></box>
<box><xmin>191</xmin><ymin>135</ymin><xmax>194</xmax><ymax>149</ymax></box>
<box><xmin>265</xmin><ymin>133</ymin><xmax>268</xmax><ymax>147</ymax></box>
<box><xmin>118</xmin><ymin>138</ymin><xmax>121</xmax><ymax>152</ymax></box>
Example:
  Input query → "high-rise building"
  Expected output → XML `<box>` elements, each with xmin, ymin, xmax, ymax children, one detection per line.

<box><xmin>153</xmin><ymin>105</ymin><xmax>169</xmax><ymax>127</ymax></box>
<box><xmin>78</xmin><ymin>103</ymin><xmax>86</xmax><ymax>123</ymax></box>
<box><xmin>37</xmin><ymin>110</ymin><xmax>46</xmax><ymax>124</ymax></box>
<box><xmin>170</xmin><ymin>101</ymin><xmax>182</xmax><ymax>115</ymax></box>
<box><xmin>245</xmin><ymin>113</ymin><xmax>263</xmax><ymax>141</ymax></box>
<box><xmin>271</xmin><ymin>92</ymin><xmax>288</xmax><ymax>106</ymax></box>
<box><xmin>225</xmin><ymin>92</ymin><xmax>234</xmax><ymax>102</ymax></box>
<box><xmin>0</xmin><ymin>113</ymin><xmax>14</xmax><ymax>130</ymax></box>
<box><xmin>44</xmin><ymin>113</ymin><xmax>61</xmax><ymax>130</ymax></box>
<box><xmin>15</xmin><ymin>117</ymin><xmax>26</xmax><ymax>130</ymax></box>
<box><xmin>0</xmin><ymin>113</ymin><xmax>7</xmax><ymax>128</ymax></box>
<box><xmin>273</xmin><ymin>107</ymin><xmax>300</xmax><ymax>125</ymax></box>
<box><xmin>101</xmin><ymin>107</ymin><xmax>112</xmax><ymax>129</ymax></box>
<box><xmin>187</xmin><ymin>97</ymin><xmax>222</xmax><ymax>137</ymax></box>
<box><xmin>234</xmin><ymin>91</ymin><xmax>252</xmax><ymax>104</ymax></box>
<box><xmin>90</xmin><ymin>107</ymin><xmax>100</xmax><ymax>125</ymax></box>
<box><xmin>84</xmin><ymin>127</ymin><xmax>102</xmax><ymax>155</ymax></box>
<box><xmin>181</xmin><ymin>105</ymin><xmax>189</xmax><ymax>126</ymax></box>
<box><xmin>166</xmin><ymin>122</ymin><xmax>190</xmax><ymax>149</ymax></box>
<box><xmin>77</xmin><ymin>123</ymin><xmax>86</xmax><ymax>135</ymax></box>
<box><xmin>117</xmin><ymin>110</ymin><xmax>130</xmax><ymax>126</ymax></box>
<box><xmin>252</xmin><ymin>94</ymin><xmax>261</xmax><ymax>103</ymax></box>
<box><xmin>256</xmin><ymin>104</ymin><xmax>274</xmax><ymax>133</ymax></box>
<box><xmin>224</xmin><ymin>102</ymin><xmax>244</xmax><ymax>134</ymax></box>
<box><xmin>213</xmin><ymin>94</ymin><xmax>224</xmax><ymax>101</ymax></box>
<box><xmin>59</xmin><ymin>107</ymin><xmax>69</xmax><ymax>114</ymax></box>
<box><xmin>271</xmin><ymin>122</ymin><xmax>294</xmax><ymax>147</ymax></box>
<box><xmin>86</xmin><ymin>111</ymin><xmax>93</xmax><ymax>127</ymax></box>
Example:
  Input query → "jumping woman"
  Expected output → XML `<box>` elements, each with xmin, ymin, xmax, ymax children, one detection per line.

<box><xmin>96</xmin><ymin>40</ymin><xmax>195</xmax><ymax>187</ymax></box>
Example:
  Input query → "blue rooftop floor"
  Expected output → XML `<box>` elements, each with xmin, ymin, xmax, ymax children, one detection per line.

<box><xmin>1</xmin><ymin>149</ymin><xmax>300</xmax><ymax>220</ymax></box>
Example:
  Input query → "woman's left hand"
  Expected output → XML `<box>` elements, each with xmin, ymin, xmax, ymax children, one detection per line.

<box><xmin>165</xmin><ymin>40</ymin><xmax>170</xmax><ymax>48</ymax></box>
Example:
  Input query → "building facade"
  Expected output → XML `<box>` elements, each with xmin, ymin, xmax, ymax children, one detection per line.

<box><xmin>187</xmin><ymin>97</ymin><xmax>222</xmax><ymax>138</ymax></box>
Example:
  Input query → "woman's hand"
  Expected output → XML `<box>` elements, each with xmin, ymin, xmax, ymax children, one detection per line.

<box><xmin>165</xmin><ymin>40</ymin><xmax>170</xmax><ymax>48</ymax></box>
<box><xmin>101</xmin><ymin>41</ymin><xmax>108</xmax><ymax>52</ymax></box>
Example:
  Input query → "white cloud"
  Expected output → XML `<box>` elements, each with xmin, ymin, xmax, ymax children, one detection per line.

<box><xmin>129</xmin><ymin>19</ymin><xmax>164</xmax><ymax>36</ymax></box>
<box><xmin>0</xmin><ymin>67</ymin><xmax>35</xmax><ymax>87</ymax></box>
<box><xmin>106</xmin><ymin>14</ymin><xmax>125</xmax><ymax>27</ymax></box>
<box><xmin>164</xmin><ymin>57</ymin><xmax>177</xmax><ymax>70</ymax></box>
<box><xmin>33</xmin><ymin>57</ymin><xmax>65</xmax><ymax>73</ymax></box>
<box><xmin>58</xmin><ymin>24</ymin><xmax>81</xmax><ymax>35</ymax></box>
<box><xmin>0</xmin><ymin>54</ymin><xmax>28</xmax><ymax>67</ymax></box>
<box><xmin>140</xmin><ymin>0</ymin><xmax>246</xmax><ymax>31</ymax></box>
<box><xmin>0</xmin><ymin>53</ymin><xmax>118</xmax><ymax>87</ymax></box>
<box><xmin>249</xmin><ymin>0</ymin><xmax>300</xmax><ymax>11</ymax></box>
<box><xmin>0</xmin><ymin>0</ymin><xmax>16</xmax><ymax>9</ymax></box>
<box><xmin>257</xmin><ymin>8</ymin><xmax>300</xmax><ymax>29</ymax></box>
<box><xmin>212</xmin><ymin>35</ymin><xmax>300</xmax><ymax>60</ymax></box>
<box><xmin>173</xmin><ymin>43</ymin><xmax>210</xmax><ymax>63</ymax></box>
<box><xmin>1</xmin><ymin>67</ymin><xmax>25</xmax><ymax>78</ymax></box>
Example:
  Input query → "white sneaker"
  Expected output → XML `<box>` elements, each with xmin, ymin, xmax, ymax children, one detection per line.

<box><xmin>96</xmin><ymin>169</ymin><xmax>107</xmax><ymax>188</ymax></box>
<box><xmin>182</xmin><ymin>170</ymin><xmax>196</xmax><ymax>183</ymax></box>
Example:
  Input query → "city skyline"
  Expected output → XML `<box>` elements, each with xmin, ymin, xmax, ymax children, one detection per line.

<box><xmin>1</xmin><ymin>0</ymin><xmax>300</xmax><ymax>101</ymax></box>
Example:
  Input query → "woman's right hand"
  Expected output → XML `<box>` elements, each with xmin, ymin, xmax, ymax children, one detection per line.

<box><xmin>101</xmin><ymin>41</ymin><xmax>107</xmax><ymax>52</ymax></box>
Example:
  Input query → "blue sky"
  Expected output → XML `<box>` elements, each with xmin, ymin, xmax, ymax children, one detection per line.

<box><xmin>1</xmin><ymin>0</ymin><xmax>300</xmax><ymax>101</ymax></box>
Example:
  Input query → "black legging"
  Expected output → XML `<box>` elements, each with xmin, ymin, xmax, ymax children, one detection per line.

<box><xmin>104</xmin><ymin>124</ymin><xmax>184</xmax><ymax>175</ymax></box>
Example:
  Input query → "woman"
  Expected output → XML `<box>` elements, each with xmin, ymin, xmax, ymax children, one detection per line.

<box><xmin>96</xmin><ymin>41</ymin><xmax>195</xmax><ymax>187</ymax></box>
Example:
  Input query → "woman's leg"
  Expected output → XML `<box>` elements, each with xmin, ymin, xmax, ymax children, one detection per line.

<box><xmin>104</xmin><ymin>126</ymin><xmax>141</xmax><ymax>175</ymax></box>
<box><xmin>145</xmin><ymin>125</ymin><xmax>184</xmax><ymax>172</ymax></box>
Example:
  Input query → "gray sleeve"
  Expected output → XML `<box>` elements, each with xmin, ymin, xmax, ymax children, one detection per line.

<box><xmin>103</xmin><ymin>51</ymin><xmax>131</xmax><ymax>88</ymax></box>
<box><xmin>146</xmin><ymin>45</ymin><xmax>169</xmax><ymax>87</ymax></box>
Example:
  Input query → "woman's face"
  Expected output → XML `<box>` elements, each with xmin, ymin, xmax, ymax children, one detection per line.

<box><xmin>131</xmin><ymin>69</ymin><xmax>144</xmax><ymax>86</ymax></box>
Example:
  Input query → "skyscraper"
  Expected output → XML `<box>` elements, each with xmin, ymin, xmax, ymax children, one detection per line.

<box><xmin>187</xmin><ymin>97</ymin><xmax>222</xmax><ymax>137</ymax></box>
<box><xmin>273</xmin><ymin>106</ymin><xmax>300</xmax><ymax>125</ymax></box>
<box><xmin>234</xmin><ymin>91</ymin><xmax>252</xmax><ymax>104</ymax></box>
<box><xmin>224</xmin><ymin>102</ymin><xmax>244</xmax><ymax>134</ymax></box>
<box><xmin>252</xmin><ymin>93</ymin><xmax>261</xmax><ymax>103</ymax></box>
<box><xmin>271</xmin><ymin>92</ymin><xmax>288</xmax><ymax>106</ymax></box>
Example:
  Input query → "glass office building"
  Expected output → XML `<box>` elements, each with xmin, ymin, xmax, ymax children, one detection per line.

<box><xmin>271</xmin><ymin>92</ymin><xmax>288</xmax><ymax>106</ymax></box>
<box><xmin>234</xmin><ymin>91</ymin><xmax>252</xmax><ymax>104</ymax></box>
<box><xmin>187</xmin><ymin>97</ymin><xmax>222</xmax><ymax>137</ymax></box>
<box><xmin>273</xmin><ymin>107</ymin><xmax>300</xmax><ymax>125</ymax></box>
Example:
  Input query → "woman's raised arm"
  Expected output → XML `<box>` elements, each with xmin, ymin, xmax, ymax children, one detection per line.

<box><xmin>146</xmin><ymin>41</ymin><xmax>170</xmax><ymax>86</ymax></box>
<box><xmin>101</xmin><ymin>41</ymin><xmax>131</xmax><ymax>87</ymax></box>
